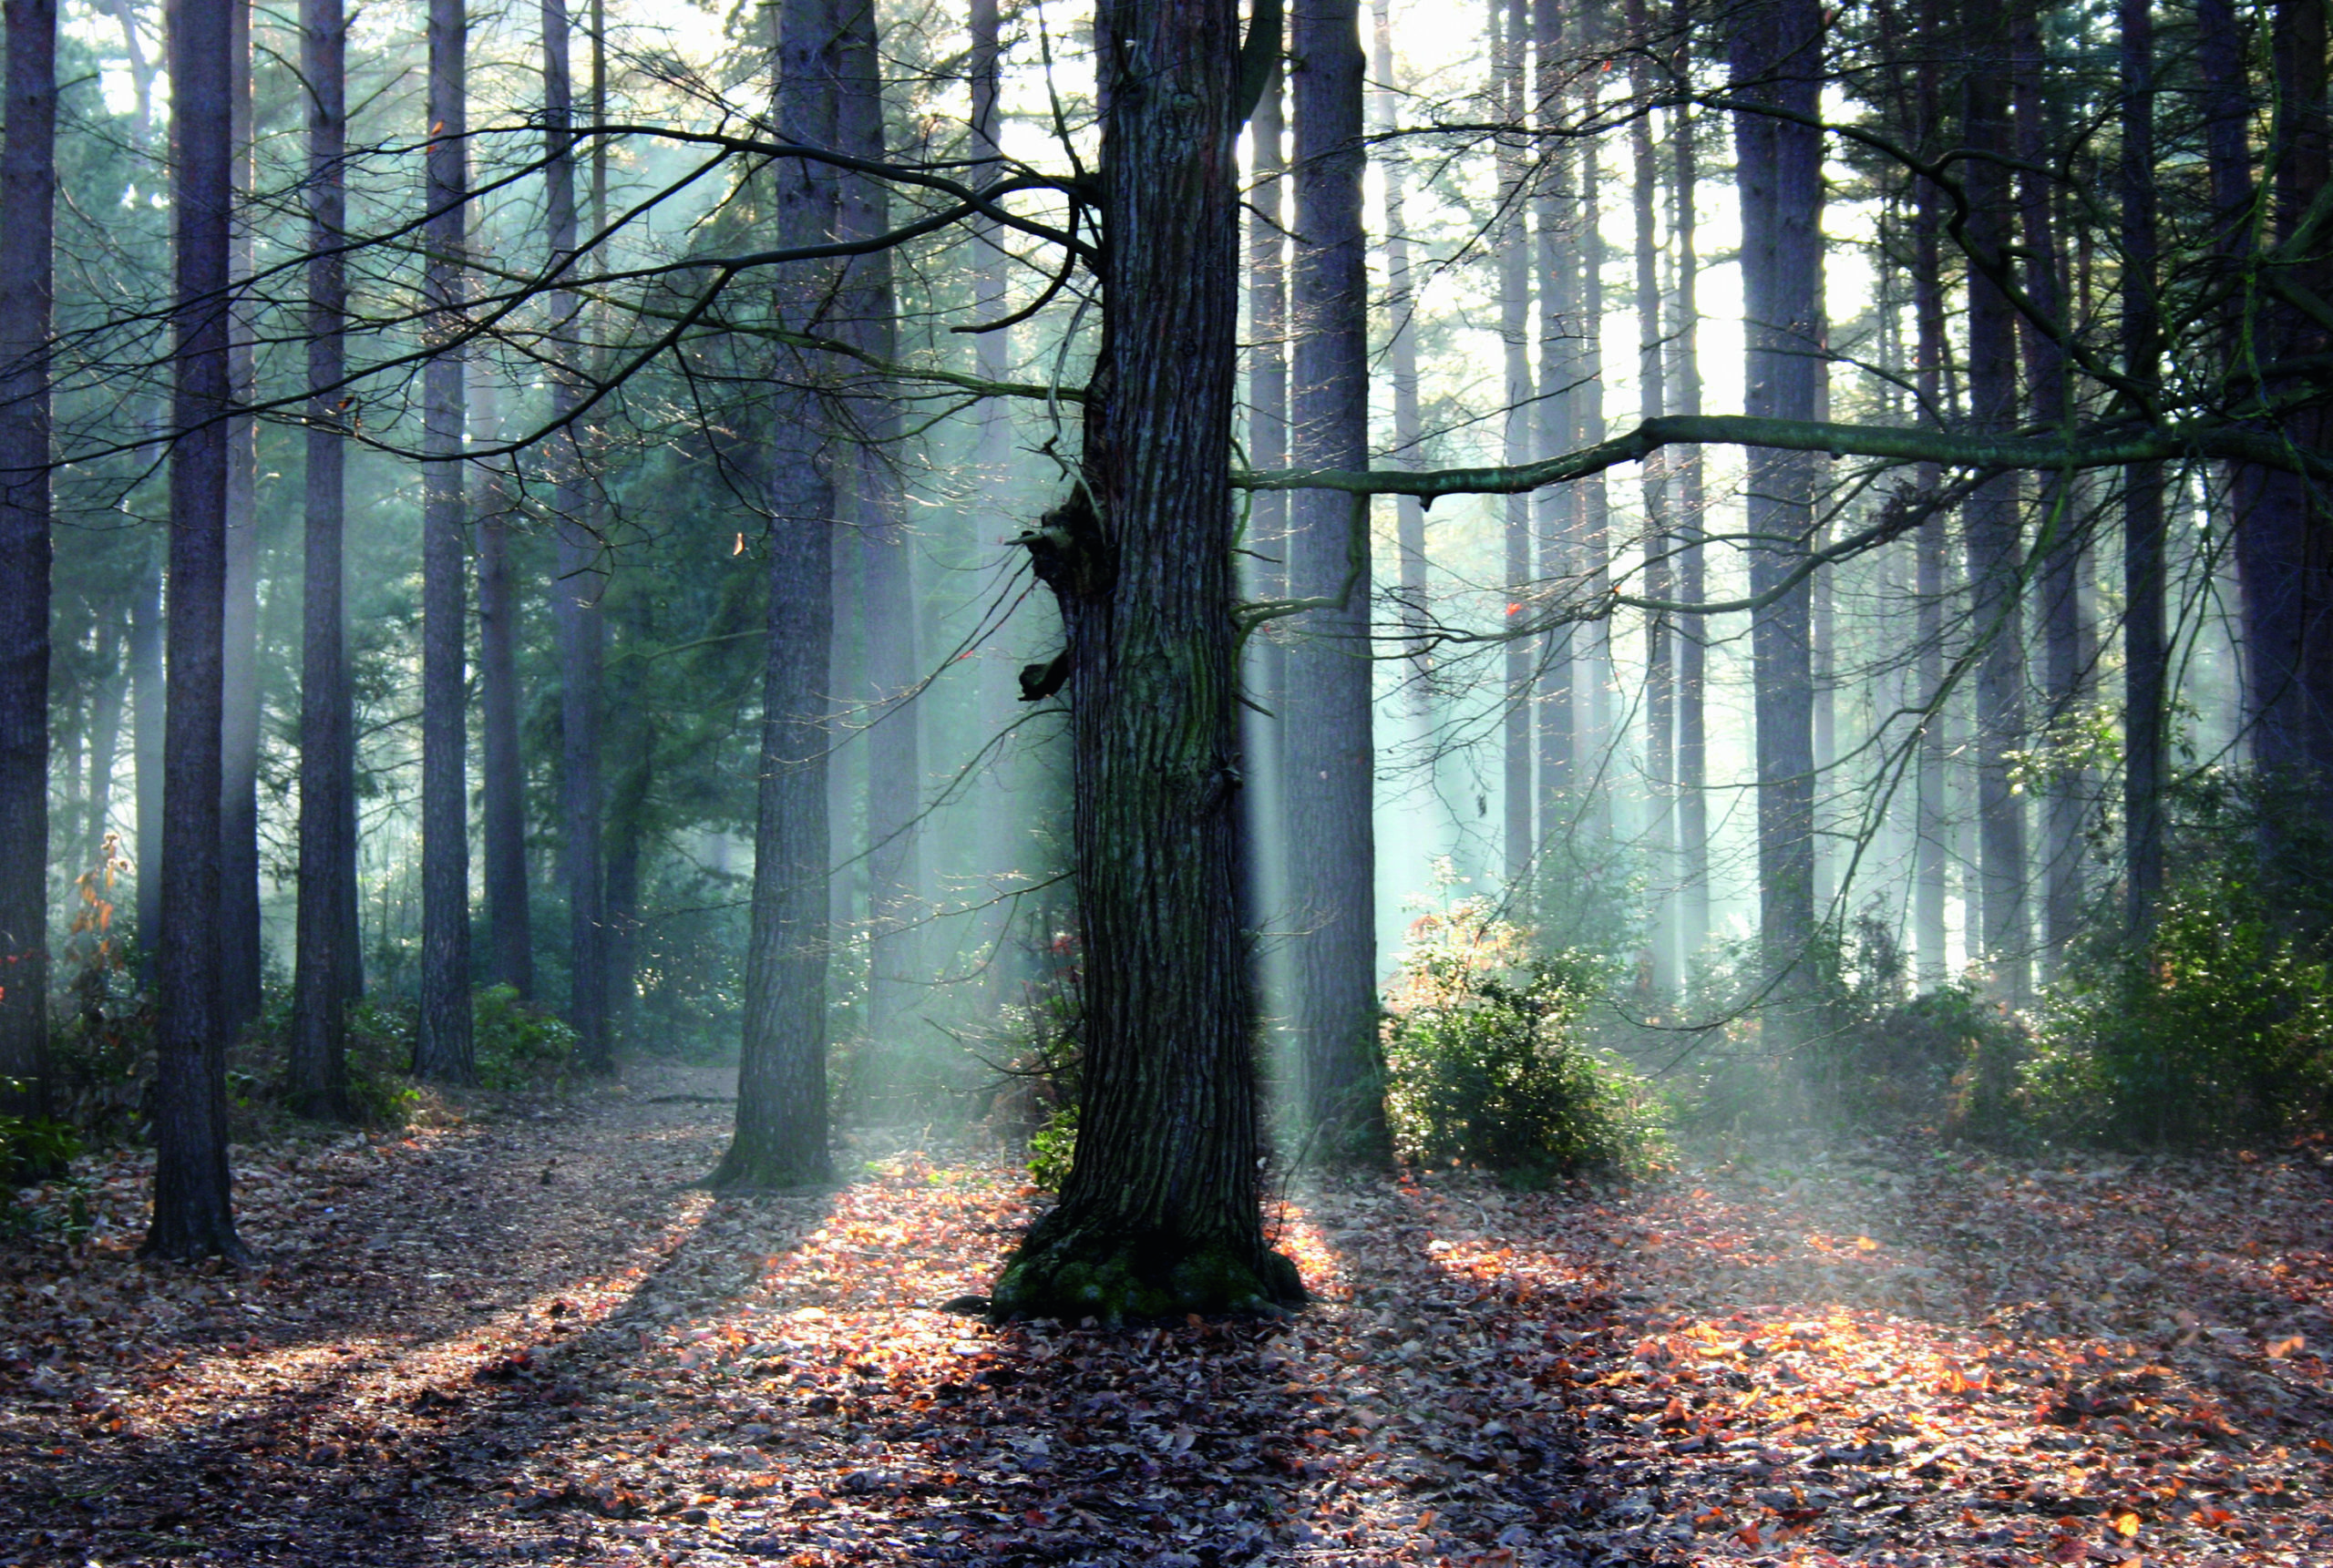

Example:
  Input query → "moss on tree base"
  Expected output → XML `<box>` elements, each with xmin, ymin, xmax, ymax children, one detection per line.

<box><xmin>704</xmin><ymin>1146</ymin><xmax>830</xmax><ymax>1193</ymax></box>
<box><xmin>990</xmin><ymin>1224</ymin><xmax>1305</xmax><ymax>1325</ymax></box>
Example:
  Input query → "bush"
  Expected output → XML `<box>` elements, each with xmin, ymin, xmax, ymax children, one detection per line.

<box><xmin>1383</xmin><ymin>900</ymin><xmax>1667</xmax><ymax>1180</ymax></box>
<box><xmin>2026</xmin><ymin>892</ymin><xmax>2333</xmax><ymax>1147</ymax></box>
<box><xmin>470</xmin><ymin>984</ymin><xmax>579</xmax><ymax>1091</ymax></box>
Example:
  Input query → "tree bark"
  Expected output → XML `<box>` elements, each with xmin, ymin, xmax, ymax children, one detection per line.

<box><xmin>475</xmin><ymin>368</ymin><xmax>530</xmax><ymax>998</ymax></box>
<box><xmin>992</xmin><ymin>0</ymin><xmax>1303</xmax><ymax>1320</ymax></box>
<box><xmin>1534</xmin><ymin>0</ymin><xmax>1575</xmax><ymax>837</ymax></box>
<box><xmin>2120</xmin><ymin>0</ymin><xmax>2164</xmax><ymax>933</ymax></box>
<box><xmin>1496</xmin><ymin>0</ymin><xmax>1535</xmax><ymax>891</ymax></box>
<box><xmin>1729</xmin><ymin>0</ymin><xmax>1822</xmax><ymax>1016</ymax></box>
<box><xmin>414</xmin><ymin>0</ymin><xmax>475</xmax><ymax>1082</ymax></box>
<box><xmin>290</xmin><ymin>0</ymin><xmax>355</xmax><ymax>1121</ymax></box>
<box><xmin>149</xmin><ymin>0</ymin><xmax>247</xmax><ymax>1261</ymax></box>
<box><xmin>0</xmin><ymin>0</ymin><xmax>57</xmax><ymax>1137</ymax></box>
<box><xmin>1668</xmin><ymin>0</ymin><xmax>1709</xmax><ymax>968</ymax></box>
<box><xmin>218</xmin><ymin>0</ymin><xmax>261</xmax><ymax>1045</ymax></box>
<box><xmin>1283</xmin><ymin>0</ymin><xmax>1385</xmax><ymax>1161</ymax></box>
<box><xmin>711</xmin><ymin>0</ymin><xmax>841</xmax><ymax>1191</ymax></box>
<box><xmin>1630</xmin><ymin>0</ymin><xmax>1674</xmax><ymax>993</ymax></box>
<box><xmin>1243</xmin><ymin>52</ymin><xmax>1289</xmax><ymax>1044</ymax></box>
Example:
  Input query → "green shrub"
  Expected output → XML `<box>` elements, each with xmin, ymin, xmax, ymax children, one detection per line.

<box><xmin>2026</xmin><ymin>893</ymin><xmax>2333</xmax><ymax>1147</ymax></box>
<box><xmin>1383</xmin><ymin>900</ymin><xmax>1667</xmax><ymax>1180</ymax></box>
<box><xmin>470</xmin><ymin>984</ymin><xmax>579</xmax><ymax>1091</ymax></box>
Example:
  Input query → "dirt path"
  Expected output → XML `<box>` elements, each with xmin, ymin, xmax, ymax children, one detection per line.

<box><xmin>5</xmin><ymin>1077</ymin><xmax>2333</xmax><ymax>1566</ymax></box>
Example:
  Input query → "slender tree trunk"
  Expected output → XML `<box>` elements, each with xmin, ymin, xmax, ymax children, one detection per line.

<box><xmin>414</xmin><ymin>0</ymin><xmax>475</xmax><ymax>1082</ymax></box>
<box><xmin>1669</xmin><ymin>0</ymin><xmax>1708</xmax><ymax>966</ymax></box>
<box><xmin>543</xmin><ymin>0</ymin><xmax>608</xmax><ymax>1070</ymax></box>
<box><xmin>712</xmin><ymin>0</ymin><xmax>841</xmax><ymax>1190</ymax></box>
<box><xmin>1372</xmin><ymin>0</ymin><xmax>1427</xmax><ymax>691</ymax></box>
<box><xmin>1962</xmin><ymin>44</ymin><xmax>2031</xmax><ymax>1005</ymax></box>
<box><xmin>149</xmin><ymin>0</ymin><xmax>246</xmax><ymax>1261</ymax></box>
<box><xmin>0</xmin><ymin>0</ymin><xmax>57</xmax><ymax>1137</ymax></box>
<box><xmin>1243</xmin><ymin>51</ymin><xmax>1289</xmax><ymax>1042</ymax></box>
<box><xmin>85</xmin><ymin>630</ymin><xmax>126</xmax><ymax>856</ymax></box>
<box><xmin>1534</xmin><ymin>0</ymin><xmax>1574</xmax><ymax>840</ymax></box>
<box><xmin>218</xmin><ymin>0</ymin><xmax>261</xmax><ymax>1044</ymax></box>
<box><xmin>132</xmin><ymin>553</ymin><xmax>163</xmax><ymax>952</ymax></box>
<box><xmin>1576</xmin><ymin>6</ymin><xmax>1612</xmax><ymax>851</ymax></box>
<box><xmin>837</xmin><ymin>0</ymin><xmax>924</xmax><ymax>1058</ymax></box>
<box><xmin>1912</xmin><ymin>157</ymin><xmax>1951</xmax><ymax>987</ymax></box>
<box><xmin>474</xmin><ymin>366</ymin><xmax>529</xmax><ymax>997</ymax></box>
<box><xmin>1495</xmin><ymin>0</ymin><xmax>1534</xmax><ymax>892</ymax></box>
<box><xmin>1729</xmin><ymin>0</ymin><xmax>1822</xmax><ymax>1016</ymax></box>
<box><xmin>992</xmin><ymin>0</ymin><xmax>1303</xmax><ymax>1319</ymax></box>
<box><xmin>290</xmin><ymin>0</ymin><xmax>354</xmax><ymax>1121</ymax></box>
<box><xmin>2121</xmin><ymin>0</ymin><xmax>2164</xmax><ymax>932</ymax></box>
<box><xmin>1630</xmin><ymin>0</ymin><xmax>1674</xmax><ymax>994</ymax></box>
<box><xmin>1282</xmin><ymin>0</ymin><xmax>1386</xmax><ymax>1161</ymax></box>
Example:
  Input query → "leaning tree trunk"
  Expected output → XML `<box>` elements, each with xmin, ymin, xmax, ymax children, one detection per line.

<box><xmin>149</xmin><ymin>0</ymin><xmax>247</xmax><ymax>1262</ymax></box>
<box><xmin>0</xmin><ymin>0</ymin><xmax>57</xmax><ymax>1140</ymax></box>
<box><xmin>1668</xmin><ymin>0</ymin><xmax>1711</xmax><ymax>968</ymax></box>
<box><xmin>1283</xmin><ymin>0</ymin><xmax>1386</xmax><ymax>1163</ymax></box>
<box><xmin>1730</xmin><ymin>0</ymin><xmax>1822</xmax><ymax>1019</ymax></box>
<box><xmin>710</xmin><ymin>0</ymin><xmax>842</xmax><ymax>1191</ymax></box>
<box><xmin>2120</xmin><ymin>0</ymin><xmax>2164</xmax><ymax>933</ymax></box>
<box><xmin>289</xmin><ymin>0</ymin><xmax>355</xmax><ymax>1121</ymax></box>
<box><xmin>543</xmin><ymin>0</ymin><xmax>608</xmax><ymax>1071</ymax></box>
<box><xmin>992</xmin><ymin>0</ymin><xmax>1304</xmax><ymax>1320</ymax></box>
<box><xmin>413</xmin><ymin>0</ymin><xmax>475</xmax><ymax>1082</ymax></box>
<box><xmin>218</xmin><ymin>0</ymin><xmax>262</xmax><ymax>1044</ymax></box>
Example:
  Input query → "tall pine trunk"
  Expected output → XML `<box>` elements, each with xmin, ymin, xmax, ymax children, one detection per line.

<box><xmin>1534</xmin><ymin>0</ymin><xmax>1574</xmax><ymax>841</ymax></box>
<box><xmin>1630</xmin><ymin>0</ymin><xmax>1674</xmax><ymax>993</ymax></box>
<box><xmin>132</xmin><ymin>553</ymin><xmax>163</xmax><ymax>952</ymax></box>
<box><xmin>1909</xmin><ymin>5</ymin><xmax>1950</xmax><ymax>988</ymax></box>
<box><xmin>414</xmin><ymin>0</ymin><xmax>475</xmax><ymax>1081</ymax></box>
<box><xmin>2120</xmin><ymin>0</ymin><xmax>2164</xmax><ymax>932</ymax></box>
<box><xmin>1372</xmin><ymin>0</ymin><xmax>1427</xmax><ymax>691</ymax></box>
<box><xmin>712</xmin><ymin>0</ymin><xmax>841</xmax><ymax>1190</ymax></box>
<box><xmin>290</xmin><ymin>0</ymin><xmax>355</xmax><ymax>1120</ymax></box>
<box><xmin>1668</xmin><ymin>0</ymin><xmax>1709</xmax><ymax>968</ymax></box>
<box><xmin>0</xmin><ymin>0</ymin><xmax>57</xmax><ymax>1136</ymax></box>
<box><xmin>1283</xmin><ymin>0</ymin><xmax>1385</xmax><ymax>1160</ymax></box>
<box><xmin>992</xmin><ymin>0</ymin><xmax>1303</xmax><ymax>1319</ymax></box>
<box><xmin>474</xmin><ymin>366</ymin><xmax>530</xmax><ymax>996</ymax></box>
<box><xmin>148</xmin><ymin>0</ymin><xmax>246</xmax><ymax>1261</ymax></box>
<box><xmin>1729</xmin><ymin>0</ymin><xmax>1822</xmax><ymax>1015</ymax></box>
<box><xmin>218</xmin><ymin>0</ymin><xmax>262</xmax><ymax>1043</ymax></box>
<box><xmin>1495</xmin><ymin>0</ymin><xmax>1534</xmax><ymax>890</ymax></box>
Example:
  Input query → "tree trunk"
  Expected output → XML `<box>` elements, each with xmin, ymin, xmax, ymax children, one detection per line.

<box><xmin>1496</xmin><ymin>0</ymin><xmax>1534</xmax><ymax>891</ymax></box>
<box><xmin>1534</xmin><ymin>0</ymin><xmax>1574</xmax><ymax>840</ymax></box>
<box><xmin>1242</xmin><ymin>52</ymin><xmax>1289</xmax><ymax>1043</ymax></box>
<box><xmin>1283</xmin><ymin>0</ymin><xmax>1385</xmax><ymax>1161</ymax></box>
<box><xmin>1668</xmin><ymin>0</ymin><xmax>1708</xmax><ymax>966</ymax></box>
<box><xmin>85</xmin><ymin>629</ymin><xmax>126</xmax><ymax>857</ymax></box>
<box><xmin>992</xmin><ymin>0</ymin><xmax>1303</xmax><ymax>1320</ymax></box>
<box><xmin>290</xmin><ymin>0</ymin><xmax>355</xmax><ymax>1121</ymax></box>
<box><xmin>474</xmin><ymin>368</ymin><xmax>530</xmax><ymax>997</ymax></box>
<box><xmin>1912</xmin><ymin>175</ymin><xmax>1951</xmax><ymax>988</ymax></box>
<box><xmin>0</xmin><ymin>0</ymin><xmax>57</xmax><ymax>1137</ymax></box>
<box><xmin>133</xmin><ymin>555</ymin><xmax>163</xmax><ymax>958</ymax></box>
<box><xmin>1576</xmin><ymin>7</ymin><xmax>1613</xmax><ymax>852</ymax></box>
<box><xmin>544</xmin><ymin>0</ymin><xmax>609</xmax><ymax>1071</ymax></box>
<box><xmin>414</xmin><ymin>0</ymin><xmax>475</xmax><ymax>1082</ymax></box>
<box><xmin>1962</xmin><ymin>46</ymin><xmax>2031</xmax><ymax>1005</ymax></box>
<box><xmin>1729</xmin><ymin>0</ymin><xmax>1822</xmax><ymax>1014</ymax></box>
<box><xmin>1372</xmin><ymin>0</ymin><xmax>1426</xmax><ymax>687</ymax></box>
<box><xmin>711</xmin><ymin>0</ymin><xmax>841</xmax><ymax>1191</ymax></box>
<box><xmin>148</xmin><ymin>0</ymin><xmax>246</xmax><ymax>1262</ymax></box>
<box><xmin>1629</xmin><ymin>0</ymin><xmax>1674</xmax><ymax>994</ymax></box>
<box><xmin>2120</xmin><ymin>0</ymin><xmax>2164</xmax><ymax>933</ymax></box>
<box><xmin>837</xmin><ymin>0</ymin><xmax>924</xmax><ymax>1060</ymax></box>
<box><xmin>218</xmin><ymin>0</ymin><xmax>261</xmax><ymax>1045</ymax></box>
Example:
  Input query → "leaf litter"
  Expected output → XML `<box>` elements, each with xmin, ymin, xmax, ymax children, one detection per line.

<box><xmin>5</xmin><ymin>1071</ymin><xmax>2332</xmax><ymax>1565</ymax></box>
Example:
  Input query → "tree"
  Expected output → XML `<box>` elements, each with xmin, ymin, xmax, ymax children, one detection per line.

<box><xmin>289</xmin><ymin>0</ymin><xmax>355</xmax><ymax>1121</ymax></box>
<box><xmin>991</xmin><ymin>0</ymin><xmax>1303</xmax><ymax>1320</ymax></box>
<box><xmin>148</xmin><ymin>0</ymin><xmax>246</xmax><ymax>1262</ymax></box>
<box><xmin>1667</xmin><ymin>0</ymin><xmax>1710</xmax><ymax>968</ymax></box>
<box><xmin>712</xmin><ymin>0</ymin><xmax>842</xmax><ymax>1191</ymax></box>
<box><xmin>1284</xmin><ymin>0</ymin><xmax>1387</xmax><ymax>1161</ymax></box>
<box><xmin>0</xmin><ymin>0</ymin><xmax>57</xmax><ymax>1142</ymax></box>
<box><xmin>414</xmin><ymin>0</ymin><xmax>475</xmax><ymax>1083</ymax></box>
<box><xmin>1496</xmin><ymin>0</ymin><xmax>1534</xmax><ymax>889</ymax></box>
<box><xmin>2119</xmin><ymin>0</ymin><xmax>2163</xmax><ymax>933</ymax></box>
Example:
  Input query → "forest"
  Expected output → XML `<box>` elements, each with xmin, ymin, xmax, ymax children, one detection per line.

<box><xmin>5</xmin><ymin>0</ymin><xmax>2333</xmax><ymax>1561</ymax></box>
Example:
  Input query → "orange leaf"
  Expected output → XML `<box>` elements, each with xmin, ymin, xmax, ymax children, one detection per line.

<box><xmin>2112</xmin><ymin>1510</ymin><xmax>2141</xmax><ymax>1539</ymax></box>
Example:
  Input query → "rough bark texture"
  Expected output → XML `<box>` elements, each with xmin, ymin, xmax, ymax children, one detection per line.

<box><xmin>218</xmin><ymin>0</ymin><xmax>262</xmax><ymax>1045</ymax></box>
<box><xmin>1668</xmin><ymin>0</ymin><xmax>1709</xmax><ymax>968</ymax></box>
<box><xmin>290</xmin><ymin>0</ymin><xmax>355</xmax><ymax>1122</ymax></box>
<box><xmin>1282</xmin><ymin>0</ymin><xmax>1385</xmax><ymax>1163</ymax></box>
<box><xmin>711</xmin><ymin>0</ymin><xmax>841</xmax><ymax>1192</ymax></box>
<box><xmin>2120</xmin><ymin>0</ymin><xmax>2163</xmax><ymax>933</ymax></box>
<box><xmin>1962</xmin><ymin>45</ymin><xmax>2031</xmax><ymax>1005</ymax></box>
<box><xmin>149</xmin><ymin>0</ymin><xmax>246</xmax><ymax>1262</ymax></box>
<box><xmin>1730</xmin><ymin>0</ymin><xmax>1822</xmax><ymax>1013</ymax></box>
<box><xmin>414</xmin><ymin>0</ymin><xmax>475</xmax><ymax>1083</ymax></box>
<box><xmin>992</xmin><ymin>0</ymin><xmax>1302</xmax><ymax>1321</ymax></box>
<box><xmin>0</xmin><ymin>0</ymin><xmax>57</xmax><ymax>1136</ymax></box>
<box><xmin>545</xmin><ymin>0</ymin><xmax>608</xmax><ymax>1071</ymax></box>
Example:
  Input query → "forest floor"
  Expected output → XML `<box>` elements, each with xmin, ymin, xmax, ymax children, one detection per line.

<box><xmin>5</xmin><ymin>1063</ymin><xmax>2333</xmax><ymax>1568</ymax></box>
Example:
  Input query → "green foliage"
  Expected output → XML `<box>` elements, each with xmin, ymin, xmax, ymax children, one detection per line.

<box><xmin>470</xmin><ymin>984</ymin><xmax>580</xmax><ymax>1091</ymax></box>
<box><xmin>343</xmin><ymin>1001</ymin><xmax>426</xmax><ymax>1125</ymax></box>
<box><xmin>1027</xmin><ymin>1102</ymin><xmax>1078</xmax><ymax>1193</ymax></box>
<box><xmin>0</xmin><ymin>1081</ymin><xmax>82</xmax><ymax>1188</ymax></box>
<box><xmin>2025</xmin><ymin>893</ymin><xmax>2333</xmax><ymax>1147</ymax></box>
<box><xmin>1382</xmin><ymin>900</ymin><xmax>1667</xmax><ymax>1180</ymax></box>
<box><xmin>984</xmin><ymin>925</ymin><xmax>1083</xmax><ymax>1190</ymax></box>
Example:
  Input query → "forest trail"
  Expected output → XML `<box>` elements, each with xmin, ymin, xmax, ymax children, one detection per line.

<box><xmin>6</xmin><ymin>1077</ymin><xmax>2333</xmax><ymax>1567</ymax></box>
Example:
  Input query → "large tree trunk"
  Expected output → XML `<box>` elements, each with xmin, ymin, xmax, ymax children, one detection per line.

<box><xmin>837</xmin><ymin>0</ymin><xmax>924</xmax><ymax>1061</ymax></box>
<box><xmin>413</xmin><ymin>0</ymin><xmax>475</xmax><ymax>1082</ymax></box>
<box><xmin>2120</xmin><ymin>0</ymin><xmax>2163</xmax><ymax>932</ymax></box>
<box><xmin>1282</xmin><ymin>0</ymin><xmax>1385</xmax><ymax>1161</ymax></box>
<box><xmin>544</xmin><ymin>0</ymin><xmax>608</xmax><ymax>1071</ymax></box>
<box><xmin>474</xmin><ymin>368</ymin><xmax>530</xmax><ymax>997</ymax></box>
<box><xmin>711</xmin><ymin>0</ymin><xmax>841</xmax><ymax>1191</ymax></box>
<box><xmin>1629</xmin><ymin>0</ymin><xmax>1674</xmax><ymax>994</ymax></box>
<box><xmin>992</xmin><ymin>0</ymin><xmax>1302</xmax><ymax>1320</ymax></box>
<box><xmin>1668</xmin><ymin>0</ymin><xmax>1710</xmax><ymax>968</ymax></box>
<box><xmin>1962</xmin><ymin>43</ymin><xmax>2031</xmax><ymax>1005</ymax></box>
<box><xmin>1729</xmin><ymin>0</ymin><xmax>1822</xmax><ymax>1014</ymax></box>
<box><xmin>0</xmin><ymin>0</ymin><xmax>57</xmax><ymax>1139</ymax></box>
<box><xmin>148</xmin><ymin>0</ymin><xmax>246</xmax><ymax>1262</ymax></box>
<box><xmin>218</xmin><ymin>0</ymin><xmax>262</xmax><ymax>1044</ymax></box>
<box><xmin>289</xmin><ymin>0</ymin><xmax>355</xmax><ymax>1121</ymax></box>
<box><xmin>1496</xmin><ymin>0</ymin><xmax>1534</xmax><ymax>892</ymax></box>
